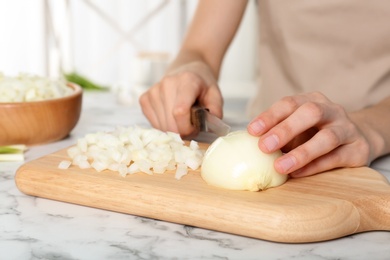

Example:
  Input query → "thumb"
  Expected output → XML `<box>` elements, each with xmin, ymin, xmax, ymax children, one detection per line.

<box><xmin>201</xmin><ymin>84</ymin><xmax>224</xmax><ymax>119</ymax></box>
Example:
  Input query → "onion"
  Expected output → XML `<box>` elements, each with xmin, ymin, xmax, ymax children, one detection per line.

<box><xmin>58</xmin><ymin>160</ymin><xmax>72</xmax><ymax>169</ymax></box>
<box><xmin>59</xmin><ymin>126</ymin><xmax>204</xmax><ymax>180</ymax></box>
<box><xmin>201</xmin><ymin>130</ymin><xmax>288</xmax><ymax>191</ymax></box>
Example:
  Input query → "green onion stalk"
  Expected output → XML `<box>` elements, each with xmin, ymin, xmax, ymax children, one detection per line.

<box><xmin>0</xmin><ymin>144</ymin><xmax>27</xmax><ymax>161</ymax></box>
<box><xmin>64</xmin><ymin>72</ymin><xmax>108</xmax><ymax>91</ymax></box>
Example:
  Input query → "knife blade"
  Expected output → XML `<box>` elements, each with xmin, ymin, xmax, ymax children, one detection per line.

<box><xmin>191</xmin><ymin>105</ymin><xmax>231</xmax><ymax>136</ymax></box>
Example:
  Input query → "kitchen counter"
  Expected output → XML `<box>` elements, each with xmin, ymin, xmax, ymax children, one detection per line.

<box><xmin>1</xmin><ymin>91</ymin><xmax>390</xmax><ymax>260</ymax></box>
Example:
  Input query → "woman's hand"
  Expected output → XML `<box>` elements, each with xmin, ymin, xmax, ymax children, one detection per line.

<box><xmin>139</xmin><ymin>62</ymin><xmax>223</xmax><ymax>139</ymax></box>
<box><xmin>247</xmin><ymin>92</ymin><xmax>373</xmax><ymax>177</ymax></box>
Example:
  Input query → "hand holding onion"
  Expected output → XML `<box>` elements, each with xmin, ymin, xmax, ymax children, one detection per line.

<box><xmin>247</xmin><ymin>92</ymin><xmax>376</xmax><ymax>178</ymax></box>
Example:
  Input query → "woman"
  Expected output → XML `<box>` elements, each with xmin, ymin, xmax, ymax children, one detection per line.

<box><xmin>139</xmin><ymin>0</ymin><xmax>390</xmax><ymax>178</ymax></box>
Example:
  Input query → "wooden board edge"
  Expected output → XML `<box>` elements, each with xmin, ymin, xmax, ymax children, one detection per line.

<box><xmin>15</xmin><ymin>161</ymin><xmax>368</xmax><ymax>243</ymax></box>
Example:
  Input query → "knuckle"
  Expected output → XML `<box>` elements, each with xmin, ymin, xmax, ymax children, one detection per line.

<box><xmin>345</xmin><ymin>121</ymin><xmax>358</xmax><ymax>135</ymax></box>
<box><xmin>303</xmin><ymin>102</ymin><xmax>324</xmax><ymax>118</ymax></box>
<box><xmin>177</xmin><ymin>71</ymin><xmax>200</xmax><ymax>85</ymax></box>
<box><xmin>161</xmin><ymin>72</ymin><xmax>202</xmax><ymax>91</ymax></box>
<box><xmin>160</xmin><ymin>75</ymin><xmax>175</xmax><ymax>86</ymax></box>
<box><xmin>139</xmin><ymin>88</ymin><xmax>156</xmax><ymax>108</ymax></box>
<box><xmin>279</xmin><ymin>96</ymin><xmax>300</xmax><ymax>111</ymax></box>
<box><xmin>179</xmin><ymin>71</ymin><xmax>196</xmax><ymax>80</ymax></box>
<box><xmin>309</xmin><ymin>91</ymin><xmax>327</xmax><ymax>100</ymax></box>
<box><xmin>287</xmin><ymin>147</ymin><xmax>311</xmax><ymax>170</ymax></box>
<box><xmin>351</xmin><ymin>139</ymin><xmax>371</xmax><ymax>166</ymax></box>
<box><xmin>172</xmin><ymin>105</ymin><xmax>187</xmax><ymax>118</ymax></box>
<box><xmin>295</xmin><ymin>147</ymin><xmax>311</xmax><ymax>162</ymax></box>
<box><xmin>276</xmin><ymin>123</ymin><xmax>294</xmax><ymax>140</ymax></box>
<box><xmin>333</xmin><ymin>103</ymin><xmax>347</xmax><ymax>116</ymax></box>
<box><xmin>321</xmin><ymin>128</ymin><xmax>342</xmax><ymax>147</ymax></box>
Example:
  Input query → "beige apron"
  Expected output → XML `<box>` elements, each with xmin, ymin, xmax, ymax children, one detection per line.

<box><xmin>248</xmin><ymin>0</ymin><xmax>390</xmax><ymax>118</ymax></box>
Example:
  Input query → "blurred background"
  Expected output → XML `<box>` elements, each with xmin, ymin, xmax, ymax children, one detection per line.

<box><xmin>0</xmin><ymin>0</ymin><xmax>257</xmax><ymax>101</ymax></box>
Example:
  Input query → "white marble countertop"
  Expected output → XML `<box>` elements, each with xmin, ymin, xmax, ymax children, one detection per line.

<box><xmin>1</xmin><ymin>91</ymin><xmax>390</xmax><ymax>260</ymax></box>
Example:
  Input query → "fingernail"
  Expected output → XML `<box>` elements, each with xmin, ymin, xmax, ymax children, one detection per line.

<box><xmin>248</xmin><ymin>119</ymin><xmax>265</xmax><ymax>134</ymax></box>
<box><xmin>262</xmin><ymin>134</ymin><xmax>279</xmax><ymax>151</ymax></box>
<box><xmin>277</xmin><ymin>155</ymin><xmax>296</xmax><ymax>173</ymax></box>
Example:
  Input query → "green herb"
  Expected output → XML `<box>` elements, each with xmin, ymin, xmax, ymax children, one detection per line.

<box><xmin>64</xmin><ymin>72</ymin><xmax>108</xmax><ymax>91</ymax></box>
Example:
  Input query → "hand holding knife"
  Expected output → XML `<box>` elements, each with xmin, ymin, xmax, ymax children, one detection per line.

<box><xmin>190</xmin><ymin>105</ymin><xmax>231</xmax><ymax>137</ymax></box>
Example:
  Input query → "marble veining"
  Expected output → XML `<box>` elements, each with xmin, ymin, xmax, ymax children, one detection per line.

<box><xmin>1</xmin><ymin>92</ymin><xmax>390</xmax><ymax>260</ymax></box>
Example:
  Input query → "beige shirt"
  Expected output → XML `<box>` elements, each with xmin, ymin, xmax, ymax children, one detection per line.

<box><xmin>248</xmin><ymin>0</ymin><xmax>390</xmax><ymax>118</ymax></box>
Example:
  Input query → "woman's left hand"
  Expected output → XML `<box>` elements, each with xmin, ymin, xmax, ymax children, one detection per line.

<box><xmin>247</xmin><ymin>92</ymin><xmax>372</xmax><ymax>178</ymax></box>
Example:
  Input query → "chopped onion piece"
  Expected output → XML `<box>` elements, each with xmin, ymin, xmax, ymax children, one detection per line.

<box><xmin>185</xmin><ymin>157</ymin><xmax>201</xmax><ymax>170</ymax></box>
<box><xmin>153</xmin><ymin>163</ymin><xmax>167</xmax><ymax>174</ymax></box>
<box><xmin>67</xmin><ymin>146</ymin><xmax>81</xmax><ymax>158</ymax></box>
<box><xmin>72</xmin><ymin>154</ymin><xmax>88</xmax><ymax>166</ymax></box>
<box><xmin>128</xmin><ymin>163</ymin><xmax>139</xmax><ymax>174</ymax></box>
<box><xmin>77</xmin><ymin>139</ymin><xmax>88</xmax><ymax>153</ymax></box>
<box><xmin>175</xmin><ymin>163</ymin><xmax>188</xmax><ymax>180</ymax></box>
<box><xmin>78</xmin><ymin>160</ymin><xmax>91</xmax><ymax>169</ymax></box>
<box><xmin>190</xmin><ymin>140</ymin><xmax>199</xmax><ymax>150</ymax></box>
<box><xmin>118</xmin><ymin>164</ymin><xmax>128</xmax><ymax>177</ymax></box>
<box><xmin>108</xmin><ymin>163</ymin><xmax>120</xmax><ymax>172</ymax></box>
<box><xmin>91</xmin><ymin>160</ymin><xmax>108</xmax><ymax>172</ymax></box>
<box><xmin>58</xmin><ymin>160</ymin><xmax>72</xmax><ymax>169</ymax></box>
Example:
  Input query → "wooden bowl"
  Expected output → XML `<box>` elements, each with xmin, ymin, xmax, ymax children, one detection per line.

<box><xmin>0</xmin><ymin>83</ymin><xmax>82</xmax><ymax>146</ymax></box>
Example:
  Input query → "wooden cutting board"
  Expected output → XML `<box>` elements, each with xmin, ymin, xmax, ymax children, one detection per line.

<box><xmin>15</xmin><ymin>145</ymin><xmax>390</xmax><ymax>243</ymax></box>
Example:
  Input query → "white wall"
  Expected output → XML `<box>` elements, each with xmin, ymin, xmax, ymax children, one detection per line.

<box><xmin>0</xmin><ymin>0</ymin><xmax>46</xmax><ymax>76</ymax></box>
<box><xmin>0</xmin><ymin>0</ymin><xmax>257</xmax><ymax>97</ymax></box>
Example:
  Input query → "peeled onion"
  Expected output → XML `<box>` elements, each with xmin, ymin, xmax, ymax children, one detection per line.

<box><xmin>201</xmin><ymin>130</ymin><xmax>288</xmax><ymax>191</ymax></box>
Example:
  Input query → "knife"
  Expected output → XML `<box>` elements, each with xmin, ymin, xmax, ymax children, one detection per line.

<box><xmin>190</xmin><ymin>105</ymin><xmax>231</xmax><ymax>136</ymax></box>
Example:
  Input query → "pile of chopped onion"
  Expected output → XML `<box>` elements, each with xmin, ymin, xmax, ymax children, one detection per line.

<box><xmin>58</xmin><ymin>126</ymin><xmax>204</xmax><ymax>180</ymax></box>
<box><xmin>0</xmin><ymin>72</ymin><xmax>74</xmax><ymax>102</ymax></box>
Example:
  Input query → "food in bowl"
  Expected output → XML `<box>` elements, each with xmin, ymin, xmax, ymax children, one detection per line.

<box><xmin>0</xmin><ymin>73</ymin><xmax>82</xmax><ymax>146</ymax></box>
<box><xmin>0</xmin><ymin>72</ymin><xmax>74</xmax><ymax>102</ymax></box>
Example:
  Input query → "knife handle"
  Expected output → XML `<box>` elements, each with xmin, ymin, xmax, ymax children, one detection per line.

<box><xmin>190</xmin><ymin>105</ymin><xmax>209</xmax><ymax>132</ymax></box>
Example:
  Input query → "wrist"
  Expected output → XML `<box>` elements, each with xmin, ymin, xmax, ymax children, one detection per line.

<box><xmin>349</xmin><ymin>113</ymin><xmax>386</xmax><ymax>163</ymax></box>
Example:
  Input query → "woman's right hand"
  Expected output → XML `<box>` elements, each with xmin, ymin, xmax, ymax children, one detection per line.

<box><xmin>139</xmin><ymin>61</ymin><xmax>223</xmax><ymax>138</ymax></box>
